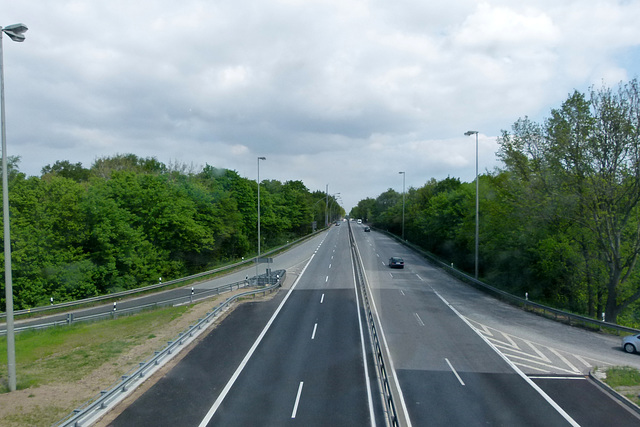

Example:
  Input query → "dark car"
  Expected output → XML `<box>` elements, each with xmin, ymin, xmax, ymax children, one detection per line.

<box><xmin>388</xmin><ymin>257</ymin><xmax>404</xmax><ymax>268</ymax></box>
<box><xmin>364</xmin><ymin>226</ymin><xmax>371</xmax><ymax>232</ymax></box>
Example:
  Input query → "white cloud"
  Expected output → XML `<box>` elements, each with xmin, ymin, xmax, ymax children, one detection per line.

<box><xmin>2</xmin><ymin>0</ymin><xmax>640</xmax><ymax>211</ymax></box>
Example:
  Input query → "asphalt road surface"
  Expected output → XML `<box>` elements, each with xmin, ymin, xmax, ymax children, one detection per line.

<box><xmin>102</xmin><ymin>222</ymin><xmax>640</xmax><ymax>426</ymax></box>
<box><xmin>351</xmin><ymin>222</ymin><xmax>640</xmax><ymax>427</ymax></box>
<box><xmin>110</xmin><ymin>224</ymin><xmax>383</xmax><ymax>426</ymax></box>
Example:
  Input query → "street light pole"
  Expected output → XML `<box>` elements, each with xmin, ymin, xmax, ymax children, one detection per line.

<box><xmin>1</xmin><ymin>22</ymin><xmax>28</xmax><ymax>393</ymax></box>
<box><xmin>257</xmin><ymin>156</ymin><xmax>266</xmax><ymax>276</ymax></box>
<box><xmin>325</xmin><ymin>184</ymin><xmax>328</xmax><ymax>228</ymax></box>
<box><xmin>398</xmin><ymin>171</ymin><xmax>405</xmax><ymax>240</ymax></box>
<box><xmin>465</xmin><ymin>130</ymin><xmax>479</xmax><ymax>279</ymax></box>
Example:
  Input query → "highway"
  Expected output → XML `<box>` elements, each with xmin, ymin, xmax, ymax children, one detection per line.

<box><xmin>351</xmin><ymin>222</ymin><xmax>640</xmax><ymax>426</ymax></box>
<box><xmin>1</xmin><ymin>233</ymin><xmax>319</xmax><ymax>335</ymax></box>
<box><xmin>107</xmin><ymin>223</ymin><xmax>383</xmax><ymax>426</ymax></box>
<box><xmin>97</xmin><ymin>221</ymin><xmax>640</xmax><ymax>426</ymax></box>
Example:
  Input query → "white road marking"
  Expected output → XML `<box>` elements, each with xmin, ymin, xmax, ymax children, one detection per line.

<box><xmin>529</xmin><ymin>376</ymin><xmax>586</xmax><ymax>380</ymax></box>
<box><xmin>320</xmin><ymin>293</ymin><xmax>324</xmax><ymax>304</ymax></box>
<box><xmin>350</xmin><ymin>249</ymin><xmax>377</xmax><ymax>427</ymax></box>
<box><xmin>549</xmin><ymin>348</ymin><xmax>580</xmax><ymax>374</ymax></box>
<box><xmin>311</xmin><ymin>323</ymin><xmax>318</xmax><ymax>340</ymax></box>
<box><xmin>414</xmin><ymin>312</ymin><xmax>425</xmax><ymax>327</ymax></box>
<box><xmin>433</xmin><ymin>291</ymin><xmax>580</xmax><ymax>427</ymax></box>
<box><xmin>574</xmin><ymin>354</ymin><xmax>592</xmax><ymax>368</ymax></box>
<box><xmin>400</xmin><ymin>290</ymin><xmax>405</xmax><ymax>296</ymax></box>
<box><xmin>500</xmin><ymin>331</ymin><xmax>520</xmax><ymax>350</ymax></box>
<box><xmin>445</xmin><ymin>358</ymin><xmax>465</xmax><ymax>385</ymax></box>
<box><xmin>416</xmin><ymin>274</ymin><xmax>423</xmax><ymax>281</ymax></box>
<box><xmin>291</xmin><ymin>381</ymin><xmax>304</xmax><ymax>418</ymax></box>
<box><xmin>325</xmin><ymin>275</ymin><xmax>329</xmax><ymax>282</ymax></box>
<box><xmin>329</xmin><ymin>263</ymin><xmax>332</xmax><ymax>269</ymax></box>
<box><xmin>354</xmin><ymin>245</ymin><xmax>411</xmax><ymax>427</ymax></box>
<box><xmin>197</xmin><ymin>251</ymin><xmax>319</xmax><ymax>427</ymax></box>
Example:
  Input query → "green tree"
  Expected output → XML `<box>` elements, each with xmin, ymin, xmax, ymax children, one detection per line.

<box><xmin>498</xmin><ymin>80</ymin><xmax>640</xmax><ymax>323</ymax></box>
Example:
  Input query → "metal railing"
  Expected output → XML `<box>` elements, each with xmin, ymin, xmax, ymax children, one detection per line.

<box><xmin>54</xmin><ymin>270</ymin><xmax>285</xmax><ymax>427</ymax></box>
<box><xmin>1</xmin><ymin>228</ymin><xmax>321</xmax><ymax>321</ymax></box>
<box><xmin>348</xmin><ymin>223</ymin><xmax>399</xmax><ymax>427</ymax></box>
<box><xmin>0</xmin><ymin>277</ymin><xmax>258</xmax><ymax>336</ymax></box>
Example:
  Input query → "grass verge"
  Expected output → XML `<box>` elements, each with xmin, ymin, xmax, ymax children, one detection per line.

<box><xmin>601</xmin><ymin>366</ymin><xmax>640</xmax><ymax>406</ymax></box>
<box><xmin>0</xmin><ymin>300</ymin><xmax>216</xmax><ymax>427</ymax></box>
<box><xmin>0</xmin><ymin>306</ymin><xmax>189</xmax><ymax>393</ymax></box>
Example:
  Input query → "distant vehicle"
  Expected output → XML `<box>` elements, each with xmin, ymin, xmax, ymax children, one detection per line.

<box><xmin>364</xmin><ymin>226</ymin><xmax>370</xmax><ymax>232</ymax></box>
<box><xmin>335</xmin><ymin>221</ymin><xmax>340</xmax><ymax>226</ymax></box>
<box><xmin>357</xmin><ymin>219</ymin><xmax>362</xmax><ymax>224</ymax></box>
<box><xmin>622</xmin><ymin>334</ymin><xmax>640</xmax><ymax>353</ymax></box>
<box><xmin>388</xmin><ymin>257</ymin><xmax>404</xmax><ymax>269</ymax></box>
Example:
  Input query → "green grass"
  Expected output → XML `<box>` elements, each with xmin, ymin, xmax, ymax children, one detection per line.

<box><xmin>601</xmin><ymin>366</ymin><xmax>640</xmax><ymax>406</ymax></box>
<box><xmin>0</xmin><ymin>305</ymin><xmax>189</xmax><ymax>393</ymax></box>
<box><xmin>603</xmin><ymin>366</ymin><xmax>640</xmax><ymax>388</ymax></box>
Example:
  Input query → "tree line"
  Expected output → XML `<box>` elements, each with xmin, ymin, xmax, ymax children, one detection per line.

<box><xmin>0</xmin><ymin>154</ymin><xmax>343</xmax><ymax>310</ymax></box>
<box><xmin>351</xmin><ymin>79</ymin><xmax>640</xmax><ymax>326</ymax></box>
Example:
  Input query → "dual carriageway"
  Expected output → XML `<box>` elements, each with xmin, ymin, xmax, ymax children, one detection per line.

<box><xmin>56</xmin><ymin>221</ymin><xmax>640</xmax><ymax>425</ymax></box>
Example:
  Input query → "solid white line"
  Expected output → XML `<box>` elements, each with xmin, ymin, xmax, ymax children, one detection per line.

<box><xmin>320</xmin><ymin>293</ymin><xmax>324</xmax><ymax>304</ymax></box>
<box><xmin>197</xmin><ymin>251</ymin><xmax>318</xmax><ymax>427</ymax></box>
<box><xmin>529</xmin><ymin>376</ymin><xmax>586</xmax><ymax>380</ymax></box>
<box><xmin>445</xmin><ymin>358</ymin><xmax>465</xmax><ymax>385</ymax></box>
<box><xmin>354</xmin><ymin>241</ymin><xmax>412</xmax><ymax>427</ymax></box>
<box><xmin>351</xmin><ymin>247</ymin><xmax>377</xmax><ymax>426</ymax></box>
<box><xmin>311</xmin><ymin>323</ymin><xmax>318</xmax><ymax>340</ymax></box>
<box><xmin>291</xmin><ymin>381</ymin><xmax>304</xmax><ymax>418</ymax></box>
<box><xmin>433</xmin><ymin>291</ymin><xmax>580</xmax><ymax>427</ymax></box>
<box><xmin>414</xmin><ymin>312</ymin><xmax>425</xmax><ymax>327</ymax></box>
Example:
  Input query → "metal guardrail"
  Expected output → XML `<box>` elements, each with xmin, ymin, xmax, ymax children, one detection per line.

<box><xmin>1</xmin><ymin>228</ymin><xmax>321</xmax><ymax>321</ymax></box>
<box><xmin>54</xmin><ymin>270</ymin><xmax>285</xmax><ymax>427</ymax></box>
<box><xmin>348</xmin><ymin>223</ymin><xmax>399</xmax><ymax>427</ymax></box>
<box><xmin>379</xmin><ymin>228</ymin><xmax>640</xmax><ymax>336</ymax></box>
<box><xmin>0</xmin><ymin>277</ymin><xmax>256</xmax><ymax>336</ymax></box>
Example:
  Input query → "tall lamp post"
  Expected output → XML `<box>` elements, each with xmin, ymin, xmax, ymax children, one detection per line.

<box><xmin>325</xmin><ymin>184</ymin><xmax>329</xmax><ymax>228</ymax></box>
<box><xmin>464</xmin><ymin>130</ymin><xmax>479</xmax><ymax>279</ymax></box>
<box><xmin>1</xmin><ymin>22</ymin><xmax>28</xmax><ymax>393</ymax></box>
<box><xmin>398</xmin><ymin>171</ymin><xmax>405</xmax><ymax>240</ymax></box>
<box><xmin>257</xmin><ymin>156</ymin><xmax>266</xmax><ymax>275</ymax></box>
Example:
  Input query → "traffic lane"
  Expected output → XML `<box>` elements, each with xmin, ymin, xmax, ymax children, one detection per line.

<box><xmin>393</xmin><ymin>246</ymin><xmax>640</xmax><ymax>372</ymax></box>
<box><xmin>6</xmin><ymin>231</ymin><xmax>327</xmax><ymax>332</ymax></box>
<box><xmin>398</xmin><ymin>369</ymin><xmax>572</xmax><ymax>427</ymax></box>
<box><xmin>108</xmin><ymin>291</ymin><xmax>288</xmax><ymax>427</ymax></box>
<box><xmin>354</xmin><ymin>228</ymin><xmax>640</xmax><ymax>372</ymax></box>
<box><xmin>366</xmin><ymin>282</ymin><xmax>575</xmax><ymax>426</ymax></box>
<box><xmin>532</xmin><ymin>377</ymin><xmax>640</xmax><ymax>427</ymax></box>
<box><xmin>206</xmin><ymin>288</ymin><xmax>374</xmax><ymax>427</ymax></box>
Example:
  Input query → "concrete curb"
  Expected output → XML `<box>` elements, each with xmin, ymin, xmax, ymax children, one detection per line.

<box><xmin>589</xmin><ymin>368</ymin><xmax>640</xmax><ymax>416</ymax></box>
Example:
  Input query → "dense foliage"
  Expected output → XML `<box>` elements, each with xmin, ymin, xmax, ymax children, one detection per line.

<box><xmin>0</xmin><ymin>155</ymin><xmax>343</xmax><ymax>309</ymax></box>
<box><xmin>351</xmin><ymin>79</ymin><xmax>640</xmax><ymax>325</ymax></box>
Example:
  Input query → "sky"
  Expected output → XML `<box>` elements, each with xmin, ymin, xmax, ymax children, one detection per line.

<box><xmin>2</xmin><ymin>1</ymin><xmax>640</xmax><ymax>212</ymax></box>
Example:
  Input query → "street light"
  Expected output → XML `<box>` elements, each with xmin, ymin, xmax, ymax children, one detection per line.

<box><xmin>329</xmin><ymin>193</ymin><xmax>340</xmax><ymax>223</ymax></box>
<box><xmin>257</xmin><ymin>156</ymin><xmax>266</xmax><ymax>276</ymax></box>
<box><xmin>398</xmin><ymin>171</ymin><xmax>405</xmax><ymax>240</ymax></box>
<box><xmin>465</xmin><ymin>130</ymin><xmax>479</xmax><ymax>279</ymax></box>
<box><xmin>1</xmin><ymin>22</ymin><xmax>28</xmax><ymax>393</ymax></box>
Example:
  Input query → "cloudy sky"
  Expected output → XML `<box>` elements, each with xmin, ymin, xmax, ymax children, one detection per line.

<box><xmin>2</xmin><ymin>1</ymin><xmax>640</xmax><ymax>211</ymax></box>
